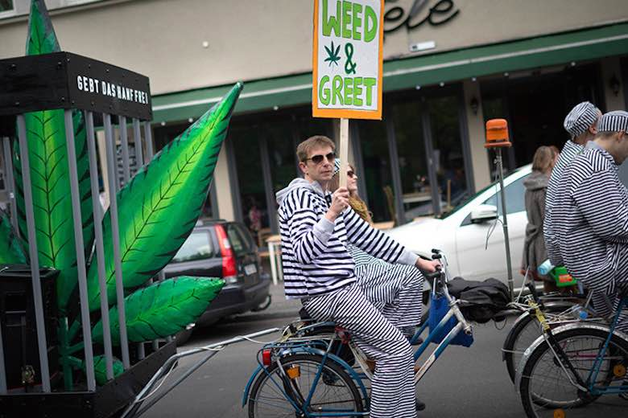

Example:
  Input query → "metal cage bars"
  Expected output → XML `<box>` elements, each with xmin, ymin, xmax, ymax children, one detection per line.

<box><xmin>0</xmin><ymin>112</ymin><xmax>156</xmax><ymax>394</ymax></box>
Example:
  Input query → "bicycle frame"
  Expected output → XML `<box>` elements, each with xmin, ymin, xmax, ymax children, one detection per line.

<box><xmin>410</xmin><ymin>275</ymin><xmax>473</xmax><ymax>384</ymax></box>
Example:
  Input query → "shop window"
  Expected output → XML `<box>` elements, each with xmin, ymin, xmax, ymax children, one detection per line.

<box><xmin>357</xmin><ymin>119</ymin><xmax>393</xmax><ymax>223</ymax></box>
<box><xmin>230</xmin><ymin>124</ymin><xmax>269</xmax><ymax>242</ymax></box>
<box><xmin>428</xmin><ymin>95</ymin><xmax>470</xmax><ymax>211</ymax></box>
<box><xmin>390</xmin><ymin>100</ymin><xmax>432</xmax><ymax>220</ymax></box>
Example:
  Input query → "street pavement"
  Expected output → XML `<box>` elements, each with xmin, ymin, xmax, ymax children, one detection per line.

<box><xmin>142</xmin><ymin>283</ymin><xmax>530</xmax><ymax>417</ymax></box>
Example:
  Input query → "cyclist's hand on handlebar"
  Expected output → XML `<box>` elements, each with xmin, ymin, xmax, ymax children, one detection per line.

<box><xmin>416</xmin><ymin>258</ymin><xmax>441</xmax><ymax>273</ymax></box>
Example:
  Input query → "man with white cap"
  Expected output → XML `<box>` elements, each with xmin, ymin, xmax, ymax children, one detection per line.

<box><xmin>552</xmin><ymin>111</ymin><xmax>628</xmax><ymax>331</ymax></box>
<box><xmin>544</xmin><ymin>101</ymin><xmax>601</xmax><ymax>268</ymax></box>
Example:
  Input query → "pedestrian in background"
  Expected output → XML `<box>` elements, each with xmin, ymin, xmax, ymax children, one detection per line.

<box><xmin>522</xmin><ymin>146</ymin><xmax>558</xmax><ymax>292</ymax></box>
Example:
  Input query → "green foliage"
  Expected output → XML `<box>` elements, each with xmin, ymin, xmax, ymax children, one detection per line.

<box><xmin>87</xmin><ymin>355</ymin><xmax>124</xmax><ymax>386</ymax></box>
<box><xmin>0</xmin><ymin>209</ymin><xmax>27</xmax><ymax>265</ymax></box>
<box><xmin>11</xmin><ymin>0</ymin><xmax>94</xmax><ymax>312</ymax></box>
<box><xmin>86</xmin><ymin>83</ymin><xmax>242</xmax><ymax>311</ymax></box>
<box><xmin>91</xmin><ymin>277</ymin><xmax>224</xmax><ymax>345</ymax></box>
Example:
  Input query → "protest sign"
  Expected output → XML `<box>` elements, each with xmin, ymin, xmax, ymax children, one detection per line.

<box><xmin>312</xmin><ymin>0</ymin><xmax>384</xmax><ymax>120</ymax></box>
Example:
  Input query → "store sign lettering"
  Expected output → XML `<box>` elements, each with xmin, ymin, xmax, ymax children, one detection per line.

<box><xmin>384</xmin><ymin>0</ymin><xmax>460</xmax><ymax>35</ymax></box>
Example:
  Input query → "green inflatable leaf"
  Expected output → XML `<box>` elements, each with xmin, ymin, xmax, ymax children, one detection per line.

<box><xmin>12</xmin><ymin>0</ymin><xmax>94</xmax><ymax>312</ymax></box>
<box><xmin>91</xmin><ymin>277</ymin><xmax>224</xmax><ymax>345</ymax></box>
<box><xmin>0</xmin><ymin>209</ymin><xmax>28</xmax><ymax>265</ymax></box>
<box><xmin>84</xmin><ymin>355</ymin><xmax>124</xmax><ymax>386</ymax></box>
<box><xmin>86</xmin><ymin>83</ymin><xmax>242</xmax><ymax>311</ymax></box>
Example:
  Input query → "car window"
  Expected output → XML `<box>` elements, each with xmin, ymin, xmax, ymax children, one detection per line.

<box><xmin>227</xmin><ymin>223</ymin><xmax>251</xmax><ymax>256</ymax></box>
<box><xmin>483</xmin><ymin>174</ymin><xmax>527</xmax><ymax>216</ymax></box>
<box><xmin>461</xmin><ymin>174</ymin><xmax>528</xmax><ymax>226</ymax></box>
<box><xmin>171</xmin><ymin>230</ymin><xmax>214</xmax><ymax>263</ymax></box>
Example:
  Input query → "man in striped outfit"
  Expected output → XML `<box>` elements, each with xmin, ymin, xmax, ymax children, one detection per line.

<box><xmin>544</xmin><ymin>101</ymin><xmax>601</xmax><ymax>268</ymax></box>
<box><xmin>553</xmin><ymin>111</ymin><xmax>628</xmax><ymax>331</ymax></box>
<box><xmin>276</xmin><ymin>135</ymin><xmax>439</xmax><ymax>417</ymax></box>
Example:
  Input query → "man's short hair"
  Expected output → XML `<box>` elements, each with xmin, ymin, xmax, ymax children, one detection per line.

<box><xmin>296</xmin><ymin>136</ymin><xmax>335</xmax><ymax>162</ymax></box>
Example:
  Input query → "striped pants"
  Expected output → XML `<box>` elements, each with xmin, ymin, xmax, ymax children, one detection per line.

<box><xmin>584</xmin><ymin>248</ymin><xmax>628</xmax><ymax>332</ymax></box>
<box><xmin>302</xmin><ymin>283</ymin><xmax>416</xmax><ymax>418</ymax></box>
<box><xmin>350</xmin><ymin>245</ymin><xmax>424</xmax><ymax>329</ymax></box>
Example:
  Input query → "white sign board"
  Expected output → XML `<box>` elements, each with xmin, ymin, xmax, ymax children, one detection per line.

<box><xmin>312</xmin><ymin>0</ymin><xmax>384</xmax><ymax>120</ymax></box>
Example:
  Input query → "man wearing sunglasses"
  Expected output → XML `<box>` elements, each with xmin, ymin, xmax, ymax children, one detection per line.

<box><xmin>276</xmin><ymin>135</ymin><xmax>439</xmax><ymax>418</ymax></box>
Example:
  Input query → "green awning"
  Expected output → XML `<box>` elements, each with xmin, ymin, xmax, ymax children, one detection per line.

<box><xmin>152</xmin><ymin>22</ymin><xmax>628</xmax><ymax>124</ymax></box>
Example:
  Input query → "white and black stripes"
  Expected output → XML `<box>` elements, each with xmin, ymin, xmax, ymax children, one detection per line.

<box><xmin>563</xmin><ymin>101</ymin><xmax>599</xmax><ymax>138</ymax></box>
<box><xmin>553</xmin><ymin>143</ymin><xmax>628</xmax><ymax>297</ymax></box>
<box><xmin>544</xmin><ymin>140</ymin><xmax>584</xmax><ymax>266</ymax></box>
<box><xmin>349</xmin><ymin>244</ymin><xmax>424</xmax><ymax>328</ymax></box>
<box><xmin>598</xmin><ymin>110</ymin><xmax>628</xmax><ymax>133</ymax></box>
<box><xmin>278</xmin><ymin>184</ymin><xmax>406</xmax><ymax>299</ymax></box>
<box><xmin>302</xmin><ymin>284</ymin><xmax>417</xmax><ymax>418</ymax></box>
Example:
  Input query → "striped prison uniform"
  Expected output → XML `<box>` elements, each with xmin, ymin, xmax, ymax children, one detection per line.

<box><xmin>349</xmin><ymin>244</ymin><xmax>424</xmax><ymax>330</ymax></box>
<box><xmin>553</xmin><ymin>142</ymin><xmax>628</xmax><ymax>330</ymax></box>
<box><xmin>544</xmin><ymin>139</ymin><xmax>584</xmax><ymax>267</ymax></box>
<box><xmin>276</xmin><ymin>178</ymin><xmax>419</xmax><ymax>418</ymax></box>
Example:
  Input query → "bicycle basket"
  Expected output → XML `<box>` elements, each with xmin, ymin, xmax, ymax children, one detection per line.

<box><xmin>428</xmin><ymin>292</ymin><xmax>474</xmax><ymax>347</ymax></box>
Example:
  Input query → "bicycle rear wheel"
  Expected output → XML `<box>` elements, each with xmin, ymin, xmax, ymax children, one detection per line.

<box><xmin>519</xmin><ymin>327</ymin><xmax>628</xmax><ymax>418</ymax></box>
<box><xmin>248</xmin><ymin>353</ymin><xmax>364</xmax><ymax>418</ymax></box>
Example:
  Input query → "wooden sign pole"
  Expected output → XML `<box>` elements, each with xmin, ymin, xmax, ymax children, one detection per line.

<box><xmin>338</xmin><ymin>118</ymin><xmax>350</xmax><ymax>189</ymax></box>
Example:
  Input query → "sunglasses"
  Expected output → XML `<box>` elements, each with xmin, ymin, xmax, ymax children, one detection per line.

<box><xmin>304</xmin><ymin>152</ymin><xmax>336</xmax><ymax>164</ymax></box>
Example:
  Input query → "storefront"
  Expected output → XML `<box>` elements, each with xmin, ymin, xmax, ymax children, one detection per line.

<box><xmin>1</xmin><ymin>0</ymin><xmax>627</xmax><ymax>243</ymax></box>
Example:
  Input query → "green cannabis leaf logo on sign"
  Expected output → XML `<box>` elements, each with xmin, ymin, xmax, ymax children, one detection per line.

<box><xmin>324</xmin><ymin>41</ymin><xmax>341</xmax><ymax>67</ymax></box>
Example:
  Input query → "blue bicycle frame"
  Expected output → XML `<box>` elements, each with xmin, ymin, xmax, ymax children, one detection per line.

<box><xmin>586</xmin><ymin>296</ymin><xmax>628</xmax><ymax>396</ymax></box>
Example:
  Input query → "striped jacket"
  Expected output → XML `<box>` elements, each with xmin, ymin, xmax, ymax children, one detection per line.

<box><xmin>276</xmin><ymin>178</ymin><xmax>418</xmax><ymax>299</ymax></box>
<box><xmin>553</xmin><ymin>142</ymin><xmax>628</xmax><ymax>294</ymax></box>
<box><xmin>544</xmin><ymin>140</ymin><xmax>584</xmax><ymax>266</ymax></box>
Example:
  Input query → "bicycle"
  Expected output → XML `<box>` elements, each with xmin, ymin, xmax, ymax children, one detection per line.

<box><xmin>242</xmin><ymin>250</ymin><xmax>477</xmax><ymax>417</ymax></box>
<box><xmin>501</xmin><ymin>269</ymin><xmax>606</xmax><ymax>383</ymax></box>
<box><xmin>516</xmin><ymin>292</ymin><xmax>628</xmax><ymax>417</ymax></box>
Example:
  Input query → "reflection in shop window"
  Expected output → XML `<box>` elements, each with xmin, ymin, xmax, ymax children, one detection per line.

<box><xmin>230</xmin><ymin>124</ymin><xmax>269</xmax><ymax>244</ymax></box>
<box><xmin>429</xmin><ymin>96</ymin><xmax>470</xmax><ymax>212</ymax></box>
<box><xmin>357</xmin><ymin>120</ymin><xmax>394</xmax><ymax>223</ymax></box>
<box><xmin>0</xmin><ymin>0</ymin><xmax>13</xmax><ymax>13</ymax></box>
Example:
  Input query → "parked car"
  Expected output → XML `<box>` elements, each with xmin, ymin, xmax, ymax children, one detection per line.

<box><xmin>387</xmin><ymin>164</ymin><xmax>532</xmax><ymax>291</ymax></box>
<box><xmin>164</xmin><ymin>219</ymin><xmax>271</xmax><ymax>328</ymax></box>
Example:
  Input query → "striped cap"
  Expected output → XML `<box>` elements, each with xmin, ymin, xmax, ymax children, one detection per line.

<box><xmin>333</xmin><ymin>158</ymin><xmax>341</xmax><ymax>175</ymax></box>
<box><xmin>598</xmin><ymin>111</ymin><xmax>628</xmax><ymax>133</ymax></box>
<box><xmin>563</xmin><ymin>102</ymin><xmax>600</xmax><ymax>138</ymax></box>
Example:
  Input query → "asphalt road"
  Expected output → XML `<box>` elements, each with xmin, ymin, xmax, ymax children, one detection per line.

<box><xmin>141</xmin><ymin>284</ymin><xmax>530</xmax><ymax>418</ymax></box>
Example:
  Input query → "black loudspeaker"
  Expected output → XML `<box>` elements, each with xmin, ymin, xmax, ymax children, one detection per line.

<box><xmin>0</xmin><ymin>265</ymin><xmax>59</xmax><ymax>391</ymax></box>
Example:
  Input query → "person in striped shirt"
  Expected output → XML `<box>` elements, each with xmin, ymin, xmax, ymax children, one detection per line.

<box><xmin>553</xmin><ymin>111</ymin><xmax>628</xmax><ymax>331</ymax></box>
<box><xmin>276</xmin><ymin>135</ymin><xmax>439</xmax><ymax>418</ymax></box>
<box><xmin>328</xmin><ymin>159</ymin><xmax>425</xmax><ymax>340</ymax></box>
<box><xmin>544</xmin><ymin>101</ymin><xmax>601</xmax><ymax>268</ymax></box>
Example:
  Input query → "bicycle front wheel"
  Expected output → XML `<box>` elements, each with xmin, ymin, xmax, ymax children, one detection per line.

<box><xmin>248</xmin><ymin>353</ymin><xmax>364</xmax><ymax>418</ymax></box>
<box><xmin>519</xmin><ymin>327</ymin><xmax>628</xmax><ymax>418</ymax></box>
<box><xmin>504</xmin><ymin>302</ymin><xmax>576</xmax><ymax>383</ymax></box>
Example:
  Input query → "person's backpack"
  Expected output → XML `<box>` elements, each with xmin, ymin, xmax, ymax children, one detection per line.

<box><xmin>446</xmin><ymin>277</ymin><xmax>510</xmax><ymax>323</ymax></box>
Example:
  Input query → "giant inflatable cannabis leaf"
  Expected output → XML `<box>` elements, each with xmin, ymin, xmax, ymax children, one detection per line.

<box><xmin>12</xmin><ymin>0</ymin><xmax>94</xmax><ymax>313</ymax></box>
<box><xmin>91</xmin><ymin>277</ymin><xmax>224</xmax><ymax>345</ymax></box>
<box><xmin>86</xmin><ymin>83</ymin><xmax>242</xmax><ymax>311</ymax></box>
<box><xmin>0</xmin><ymin>209</ymin><xmax>27</xmax><ymax>265</ymax></box>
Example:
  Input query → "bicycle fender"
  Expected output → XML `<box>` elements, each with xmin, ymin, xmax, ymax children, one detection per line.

<box><xmin>502</xmin><ymin>311</ymin><xmax>532</xmax><ymax>362</ymax></box>
<box><xmin>513</xmin><ymin>322</ymin><xmax>628</xmax><ymax>392</ymax></box>
<box><xmin>242</xmin><ymin>364</ymin><xmax>264</xmax><ymax>407</ymax></box>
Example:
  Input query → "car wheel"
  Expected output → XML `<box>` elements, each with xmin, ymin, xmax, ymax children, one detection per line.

<box><xmin>251</xmin><ymin>295</ymin><xmax>272</xmax><ymax>312</ymax></box>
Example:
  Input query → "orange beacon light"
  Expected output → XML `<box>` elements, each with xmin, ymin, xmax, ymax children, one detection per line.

<box><xmin>485</xmin><ymin>119</ymin><xmax>511</xmax><ymax>148</ymax></box>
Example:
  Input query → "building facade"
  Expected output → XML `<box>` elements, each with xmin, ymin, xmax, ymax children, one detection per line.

<box><xmin>1</xmin><ymin>0</ymin><xmax>627</xmax><ymax>243</ymax></box>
